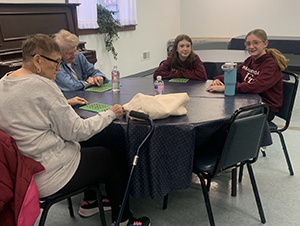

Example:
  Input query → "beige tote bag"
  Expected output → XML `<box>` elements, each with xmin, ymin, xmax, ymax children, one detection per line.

<box><xmin>123</xmin><ymin>93</ymin><xmax>189</xmax><ymax>120</ymax></box>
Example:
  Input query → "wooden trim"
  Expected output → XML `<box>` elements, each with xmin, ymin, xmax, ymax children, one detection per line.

<box><xmin>79</xmin><ymin>28</ymin><xmax>99</xmax><ymax>36</ymax></box>
<box><xmin>79</xmin><ymin>25</ymin><xmax>136</xmax><ymax>36</ymax></box>
<box><xmin>119</xmin><ymin>25</ymin><xmax>136</xmax><ymax>32</ymax></box>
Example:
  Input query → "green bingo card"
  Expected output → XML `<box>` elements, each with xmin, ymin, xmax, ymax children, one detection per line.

<box><xmin>169</xmin><ymin>78</ymin><xmax>189</xmax><ymax>83</ymax></box>
<box><xmin>79</xmin><ymin>103</ymin><xmax>112</xmax><ymax>113</ymax></box>
<box><xmin>85</xmin><ymin>83</ymin><xmax>112</xmax><ymax>92</ymax></box>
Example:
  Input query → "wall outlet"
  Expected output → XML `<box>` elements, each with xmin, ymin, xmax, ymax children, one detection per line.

<box><xmin>99</xmin><ymin>63</ymin><xmax>103</xmax><ymax>70</ymax></box>
<box><xmin>141</xmin><ymin>51</ymin><xmax>150</xmax><ymax>61</ymax></box>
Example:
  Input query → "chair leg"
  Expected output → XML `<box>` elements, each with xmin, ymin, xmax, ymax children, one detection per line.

<box><xmin>206</xmin><ymin>178</ymin><xmax>211</xmax><ymax>192</ymax></box>
<box><xmin>67</xmin><ymin>197</ymin><xmax>74</xmax><ymax>217</ymax></box>
<box><xmin>39</xmin><ymin>200</ymin><xmax>56</xmax><ymax>226</ymax></box>
<box><xmin>94</xmin><ymin>187</ymin><xmax>107</xmax><ymax>226</ymax></box>
<box><xmin>38</xmin><ymin>208</ymin><xmax>49</xmax><ymax>226</ymax></box>
<box><xmin>163</xmin><ymin>194</ymin><xmax>169</xmax><ymax>210</ymax></box>
<box><xmin>231</xmin><ymin>168</ymin><xmax>237</xmax><ymax>197</ymax></box>
<box><xmin>277</xmin><ymin>132</ymin><xmax>294</xmax><ymax>175</ymax></box>
<box><xmin>246</xmin><ymin>163</ymin><xmax>266</xmax><ymax>224</ymax></box>
<box><xmin>198</xmin><ymin>174</ymin><xmax>215</xmax><ymax>226</ymax></box>
<box><xmin>238</xmin><ymin>163</ymin><xmax>245</xmax><ymax>183</ymax></box>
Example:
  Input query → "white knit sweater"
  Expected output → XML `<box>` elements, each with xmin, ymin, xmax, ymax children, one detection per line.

<box><xmin>0</xmin><ymin>73</ymin><xmax>115</xmax><ymax>197</ymax></box>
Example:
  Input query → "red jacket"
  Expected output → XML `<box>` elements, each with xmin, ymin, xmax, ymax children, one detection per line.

<box><xmin>0</xmin><ymin>130</ymin><xmax>44</xmax><ymax>226</ymax></box>
<box><xmin>214</xmin><ymin>53</ymin><xmax>283</xmax><ymax>112</ymax></box>
<box><xmin>154</xmin><ymin>55</ymin><xmax>207</xmax><ymax>81</ymax></box>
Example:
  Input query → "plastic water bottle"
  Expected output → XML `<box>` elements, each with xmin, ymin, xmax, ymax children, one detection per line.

<box><xmin>112</xmin><ymin>65</ymin><xmax>120</xmax><ymax>92</ymax></box>
<box><xmin>154</xmin><ymin>76</ymin><xmax>164</xmax><ymax>95</ymax></box>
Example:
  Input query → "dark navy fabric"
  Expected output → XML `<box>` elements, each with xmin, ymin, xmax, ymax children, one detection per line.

<box><xmin>64</xmin><ymin>77</ymin><xmax>272</xmax><ymax>199</ymax></box>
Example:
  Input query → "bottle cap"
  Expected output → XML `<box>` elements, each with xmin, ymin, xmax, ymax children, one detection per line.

<box><xmin>221</xmin><ymin>62</ymin><xmax>237</xmax><ymax>71</ymax></box>
<box><xmin>157</xmin><ymin>76</ymin><xmax>162</xmax><ymax>80</ymax></box>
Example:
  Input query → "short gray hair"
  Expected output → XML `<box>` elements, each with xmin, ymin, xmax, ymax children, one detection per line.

<box><xmin>22</xmin><ymin>34</ymin><xmax>61</xmax><ymax>63</ymax></box>
<box><xmin>53</xmin><ymin>29</ymin><xmax>79</xmax><ymax>50</ymax></box>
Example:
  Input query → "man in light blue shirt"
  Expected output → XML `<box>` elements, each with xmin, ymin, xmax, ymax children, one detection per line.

<box><xmin>54</xmin><ymin>29</ymin><xmax>109</xmax><ymax>91</ymax></box>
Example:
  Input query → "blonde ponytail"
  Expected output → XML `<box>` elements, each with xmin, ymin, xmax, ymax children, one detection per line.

<box><xmin>265</xmin><ymin>48</ymin><xmax>289</xmax><ymax>70</ymax></box>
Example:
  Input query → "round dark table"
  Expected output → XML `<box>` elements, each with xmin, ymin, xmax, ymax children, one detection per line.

<box><xmin>64</xmin><ymin>77</ymin><xmax>271</xmax><ymax>199</ymax></box>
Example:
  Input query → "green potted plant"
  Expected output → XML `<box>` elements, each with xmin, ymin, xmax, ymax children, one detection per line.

<box><xmin>97</xmin><ymin>4</ymin><xmax>120</xmax><ymax>60</ymax></box>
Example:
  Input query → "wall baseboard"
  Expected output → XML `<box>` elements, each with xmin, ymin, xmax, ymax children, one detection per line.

<box><xmin>126</xmin><ymin>67</ymin><xmax>157</xmax><ymax>78</ymax></box>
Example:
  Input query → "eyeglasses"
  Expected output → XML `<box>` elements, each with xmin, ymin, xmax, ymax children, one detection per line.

<box><xmin>244</xmin><ymin>41</ymin><xmax>263</xmax><ymax>47</ymax></box>
<box><xmin>64</xmin><ymin>49</ymin><xmax>77</xmax><ymax>57</ymax></box>
<box><xmin>32</xmin><ymin>54</ymin><xmax>61</xmax><ymax>69</ymax></box>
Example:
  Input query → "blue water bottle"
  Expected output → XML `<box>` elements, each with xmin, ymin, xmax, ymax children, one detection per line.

<box><xmin>221</xmin><ymin>62</ymin><xmax>237</xmax><ymax>96</ymax></box>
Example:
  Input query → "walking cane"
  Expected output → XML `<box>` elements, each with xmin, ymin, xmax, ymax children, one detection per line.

<box><xmin>116</xmin><ymin>110</ymin><xmax>154</xmax><ymax>225</ymax></box>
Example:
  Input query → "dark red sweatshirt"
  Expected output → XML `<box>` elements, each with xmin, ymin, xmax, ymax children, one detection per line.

<box><xmin>214</xmin><ymin>53</ymin><xmax>283</xmax><ymax>112</ymax></box>
<box><xmin>153</xmin><ymin>55</ymin><xmax>207</xmax><ymax>81</ymax></box>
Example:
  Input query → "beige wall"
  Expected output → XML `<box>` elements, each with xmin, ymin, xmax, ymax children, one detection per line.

<box><xmin>1</xmin><ymin>0</ymin><xmax>300</xmax><ymax>77</ymax></box>
<box><xmin>2</xmin><ymin>0</ymin><xmax>63</xmax><ymax>2</ymax></box>
<box><xmin>80</xmin><ymin>0</ymin><xmax>181</xmax><ymax>78</ymax></box>
<box><xmin>180</xmin><ymin>0</ymin><xmax>300</xmax><ymax>38</ymax></box>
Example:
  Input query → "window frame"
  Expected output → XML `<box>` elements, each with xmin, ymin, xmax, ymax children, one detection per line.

<box><xmin>65</xmin><ymin>0</ymin><xmax>136</xmax><ymax>35</ymax></box>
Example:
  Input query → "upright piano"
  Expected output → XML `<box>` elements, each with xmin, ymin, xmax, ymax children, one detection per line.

<box><xmin>0</xmin><ymin>3</ymin><xmax>97</xmax><ymax>78</ymax></box>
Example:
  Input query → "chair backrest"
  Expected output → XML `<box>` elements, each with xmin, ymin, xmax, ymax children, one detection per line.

<box><xmin>276</xmin><ymin>71</ymin><xmax>299</xmax><ymax>129</ymax></box>
<box><xmin>214</xmin><ymin>103</ymin><xmax>269</xmax><ymax>174</ymax></box>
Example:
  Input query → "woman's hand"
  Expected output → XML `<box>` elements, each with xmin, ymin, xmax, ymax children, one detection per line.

<box><xmin>94</xmin><ymin>76</ymin><xmax>104</xmax><ymax>86</ymax></box>
<box><xmin>67</xmin><ymin>97</ymin><xmax>89</xmax><ymax>106</ymax></box>
<box><xmin>86</xmin><ymin>77</ymin><xmax>95</xmax><ymax>87</ymax></box>
<box><xmin>209</xmin><ymin>79</ymin><xmax>224</xmax><ymax>87</ymax></box>
<box><xmin>109</xmin><ymin>104</ymin><xmax>126</xmax><ymax>118</ymax></box>
<box><xmin>206</xmin><ymin>79</ymin><xmax>225</xmax><ymax>92</ymax></box>
<box><xmin>206</xmin><ymin>83</ymin><xmax>225</xmax><ymax>93</ymax></box>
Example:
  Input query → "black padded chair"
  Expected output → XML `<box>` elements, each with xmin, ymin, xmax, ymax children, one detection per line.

<box><xmin>39</xmin><ymin>183</ymin><xmax>107</xmax><ymax>226</ymax></box>
<box><xmin>237</xmin><ymin>71</ymin><xmax>298</xmax><ymax>193</ymax></box>
<box><xmin>193</xmin><ymin>103</ymin><xmax>268</xmax><ymax>226</ymax></box>
<box><xmin>266</xmin><ymin>71</ymin><xmax>299</xmax><ymax>175</ymax></box>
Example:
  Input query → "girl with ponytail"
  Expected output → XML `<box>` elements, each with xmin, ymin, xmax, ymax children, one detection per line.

<box><xmin>207</xmin><ymin>29</ymin><xmax>289</xmax><ymax>121</ymax></box>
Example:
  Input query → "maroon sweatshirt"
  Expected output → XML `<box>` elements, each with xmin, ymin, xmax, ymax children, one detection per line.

<box><xmin>214</xmin><ymin>53</ymin><xmax>283</xmax><ymax>112</ymax></box>
<box><xmin>153</xmin><ymin>55</ymin><xmax>207</xmax><ymax>81</ymax></box>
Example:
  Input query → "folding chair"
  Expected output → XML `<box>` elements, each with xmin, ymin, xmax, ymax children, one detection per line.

<box><xmin>39</xmin><ymin>183</ymin><xmax>106</xmax><ymax>226</ymax></box>
<box><xmin>193</xmin><ymin>103</ymin><xmax>268</xmax><ymax>226</ymax></box>
<box><xmin>266</xmin><ymin>71</ymin><xmax>299</xmax><ymax>175</ymax></box>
